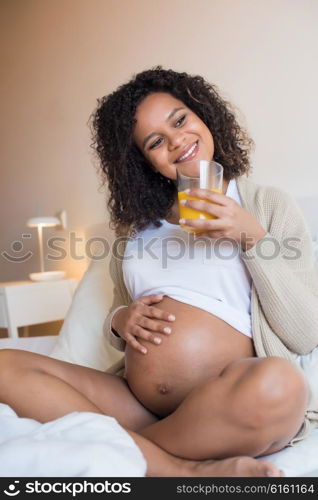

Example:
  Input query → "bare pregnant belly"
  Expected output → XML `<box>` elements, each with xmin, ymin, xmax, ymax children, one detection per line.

<box><xmin>125</xmin><ymin>296</ymin><xmax>255</xmax><ymax>417</ymax></box>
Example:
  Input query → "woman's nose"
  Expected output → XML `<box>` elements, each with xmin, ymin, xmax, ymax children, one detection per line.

<box><xmin>167</xmin><ymin>131</ymin><xmax>184</xmax><ymax>151</ymax></box>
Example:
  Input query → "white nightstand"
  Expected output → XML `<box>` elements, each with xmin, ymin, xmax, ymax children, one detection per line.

<box><xmin>0</xmin><ymin>279</ymin><xmax>77</xmax><ymax>338</ymax></box>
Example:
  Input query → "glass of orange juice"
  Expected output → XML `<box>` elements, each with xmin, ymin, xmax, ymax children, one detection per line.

<box><xmin>176</xmin><ymin>160</ymin><xmax>223</xmax><ymax>233</ymax></box>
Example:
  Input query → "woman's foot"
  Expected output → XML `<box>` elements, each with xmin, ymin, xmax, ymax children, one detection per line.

<box><xmin>184</xmin><ymin>456</ymin><xmax>283</xmax><ymax>477</ymax></box>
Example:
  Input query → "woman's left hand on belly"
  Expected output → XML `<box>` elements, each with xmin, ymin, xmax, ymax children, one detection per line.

<box><xmin>179</xmin><ymin>188</ymin><xmax>266</xmax><ymax>251</ymax></box>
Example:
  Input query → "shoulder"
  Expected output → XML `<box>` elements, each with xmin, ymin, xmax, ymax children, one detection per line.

<box><xmin>237</xmin><ymin>175</ymin><xmax>311</xmax><ymax>238</ymax></box>
<box><xmin>237</xmin><ymin>175</ymin><xmax>298</xmax><ymax>213</ymax></box>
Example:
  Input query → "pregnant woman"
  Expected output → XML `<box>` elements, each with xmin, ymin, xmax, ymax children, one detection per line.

<box><xmin>1</xmin><ymin>67</ymin><xmax>317</xmax><ymax>477</ymax></box>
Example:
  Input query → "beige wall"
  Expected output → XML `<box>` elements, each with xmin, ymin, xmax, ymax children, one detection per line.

<box><xmin>1</xmin><ymin>0</ymin><xmax>317</xmax><ymax>283</ymax></box>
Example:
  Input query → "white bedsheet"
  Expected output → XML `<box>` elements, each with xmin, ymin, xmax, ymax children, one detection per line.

<box><xmin>257</xmin><ymin>429</ymin><xmax>318</xmax><ymax>477</ymax></box>
<box><xmin>0</xmin><ymin>335</ymin><xmax>57</xmax><ymax>355</ymax></box>
<box><xmin>1</xmin><ymin>402</ymin><xmax>318</xmax><ymax>477</ymax></box>
<box><xmin>0</xmin><ymin>403</ymin><xmax>146</xmax><ymax>477</ymax></box>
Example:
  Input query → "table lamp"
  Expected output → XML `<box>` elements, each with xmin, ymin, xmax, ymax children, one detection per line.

<box><xmin>27</xmin><ymin>211</ymin><xmax>67</xmax><ymax>281</ymax></box>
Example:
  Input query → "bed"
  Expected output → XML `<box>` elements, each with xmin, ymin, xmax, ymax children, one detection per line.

<box><xmin>1</xmin><ymin>197</ymin><xmax>318</xmax><ymax>477</ymax></box>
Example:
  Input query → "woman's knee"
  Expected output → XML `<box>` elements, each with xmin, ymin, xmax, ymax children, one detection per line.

<box><xmin>224</xmin><ymin>356</ymin><xmax>309</xmax><ymax>429</ymax></box>
<box><xmin>0</xmin><ymin>349</ymin><xmax>42</xmax><ymax>381</ymax></box>
<box><xmin>0</xmin><ymin>348</ymin><xmax>23</xmax><ymax>368</ymax></box>
<box><xmin>0</xmin><ymin>349</ymin><xmax>26</xmax><ymax>390</ymax></box>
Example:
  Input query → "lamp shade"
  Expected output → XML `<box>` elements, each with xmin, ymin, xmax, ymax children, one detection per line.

<box><xmin>27</xmin><ymin>216</ymin><xmax>60</xmax><ymax>228</ymax></box>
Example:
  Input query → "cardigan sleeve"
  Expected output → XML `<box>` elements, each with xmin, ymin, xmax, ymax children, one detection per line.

<box><xmin>103</xmin><ymin>295</ymin><xmax>127</xmax><ymax>352</ymax></box>
<box><xmin>242</xmin><ymin>190</ymin><xmax>318</xmax><ymax>355</ymax></box>
<box><xmin>103</xmin><ymin>240</ymin><xmax>130</xmax><ymax>352</ymax></box>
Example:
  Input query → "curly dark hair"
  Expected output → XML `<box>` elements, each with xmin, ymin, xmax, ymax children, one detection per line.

<box><xmin>91</xmin><ymin>66</ymin><xmax>253</xmax><ymax>236</ymax></box>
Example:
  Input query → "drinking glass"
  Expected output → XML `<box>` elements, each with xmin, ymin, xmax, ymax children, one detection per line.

<box><xmin>176</xmin><ymin>160</ymin><xmax>223</xmax><ymax>233</ymax></box>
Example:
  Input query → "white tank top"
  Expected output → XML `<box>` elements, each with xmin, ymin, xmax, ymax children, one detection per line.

<box><xmin>123</xmin><ymin>179</ymin><xmax>252</xmax><ymax>337</ymax></box>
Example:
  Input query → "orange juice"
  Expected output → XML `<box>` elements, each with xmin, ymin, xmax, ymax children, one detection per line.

<box><xmin>178</xmin><ymin>189</ymin><xmax>222</xmax><ymax>233</ymax></box>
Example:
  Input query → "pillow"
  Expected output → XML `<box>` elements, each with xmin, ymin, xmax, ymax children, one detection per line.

<box><xmin>297</xmin><ymin>195</ymin><xmax>318</xmax><ymax>241</ymax></box>
<box><xmin>297</xmin><ymin>195</ymin><xmax>318</xmax><ymax>275</ymax></box>
<box><xmin>50</xmin><ymin>223</ymin><xmax>124</xmax><ymax>371</ymax></box>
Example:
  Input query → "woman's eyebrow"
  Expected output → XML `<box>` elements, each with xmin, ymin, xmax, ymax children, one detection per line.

<box><xmin>142</xmin><ymin>107</ymin><xmax>185</xmax><ymax>149</ymax></box>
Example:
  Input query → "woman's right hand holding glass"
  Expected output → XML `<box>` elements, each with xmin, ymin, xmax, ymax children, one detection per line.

<box><xmin>111</xmin><ymin>294</ymin><xmax>175</xmax><ymax>354</ymax></box>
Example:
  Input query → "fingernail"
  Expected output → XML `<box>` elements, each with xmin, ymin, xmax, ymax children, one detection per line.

<box><xmin>164</xmin><ymin>327</ymin><xmax>171</xmax><ymax>334</ymax></box>
<box><xmin>142</xmin><ymin>348</ymin><xmax>147</xmax><ymax>354</ymax></box>
<box><xmin>168</xmin><ymin>314</ymin><xmax>175</xmax><ymax>321</ymax></box>
<box><xmin>185</xmin><ymin>189</ymin><xmax>190</xmax><ymax>194</ymax></box>
<box><xmin>179</xmin><ymin>219</ymin><xmax>185</xmax><ymax>224</ymax></box>
<box><xmin>180</xmin><ymin>200</ymin><xmax>186</xmax><ymax>205</ymax></box>
<box><xmin>154</xmin><ymin>337</ymin><xmax>161</xmax><ymax>344</ymax></box>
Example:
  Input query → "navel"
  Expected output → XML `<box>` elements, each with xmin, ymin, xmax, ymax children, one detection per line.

<box><xmin>157</xmin><ymin>382</ymin><xmax>172</xmax><ymax>395</ymax></box>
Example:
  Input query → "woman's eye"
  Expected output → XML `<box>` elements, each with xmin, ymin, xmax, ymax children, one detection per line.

<box><xmin>149</xmin><ymin>138</ymin><xmax>162</xmax><ymax>150</ymax></box>
<box><xmin>175</xmin><ymin>115</ymin><xmax>186</xmax><ymax>127</ymax></box>
<box><xmin>148</xmin><ymin>115</ymin><xmax>186</xmax><ymax>150</ymax></box>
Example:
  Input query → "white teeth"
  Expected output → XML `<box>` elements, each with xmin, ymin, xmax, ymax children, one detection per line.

<box><xmin>177</xmin><ymin>142</ymin><xmax>197</xmax><ymax>161</ymax></box>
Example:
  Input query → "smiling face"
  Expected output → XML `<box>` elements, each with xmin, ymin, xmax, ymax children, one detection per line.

<box><xmin>133</xmin><ymin>92</ymin><xmax>214</xmax><ymax>180</ymax></box>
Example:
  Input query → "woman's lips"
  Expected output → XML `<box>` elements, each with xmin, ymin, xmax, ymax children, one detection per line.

<box><xmin>175</xmin><ymin>140</ymin><xmax>199</xmax><ymax>163</ymax></box>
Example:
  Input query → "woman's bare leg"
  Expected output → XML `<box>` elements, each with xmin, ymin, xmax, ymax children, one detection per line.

<box><xmin>0</xmin><ymin>349</ymin><xmax>158</xmax><ymax>429</ymax></box>
<box><xmin>127</xmin><ymin>430</ymin><xmax>283</xmax><ymax>477</ymax></box>
<box><xmin>139</xmin><ymin>357</ymin><xmax>308</xmax><ymax>460</ymax></box>
<box><xmin>0</xmin><ymin>349</ymin><xmax>282</xmax><ymax>477</ymax></box>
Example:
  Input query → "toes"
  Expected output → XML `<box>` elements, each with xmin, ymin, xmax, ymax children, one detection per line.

<box><xmin>258</xmin><ymin>459</ymin><xmax>282</xmax><ymax>477</ymax></box>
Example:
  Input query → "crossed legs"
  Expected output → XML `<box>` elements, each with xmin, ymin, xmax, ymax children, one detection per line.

<box><xmin>0</xmin><ymin>349</ymin><xmax>308</xmax><ymax>476</ymax></box>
